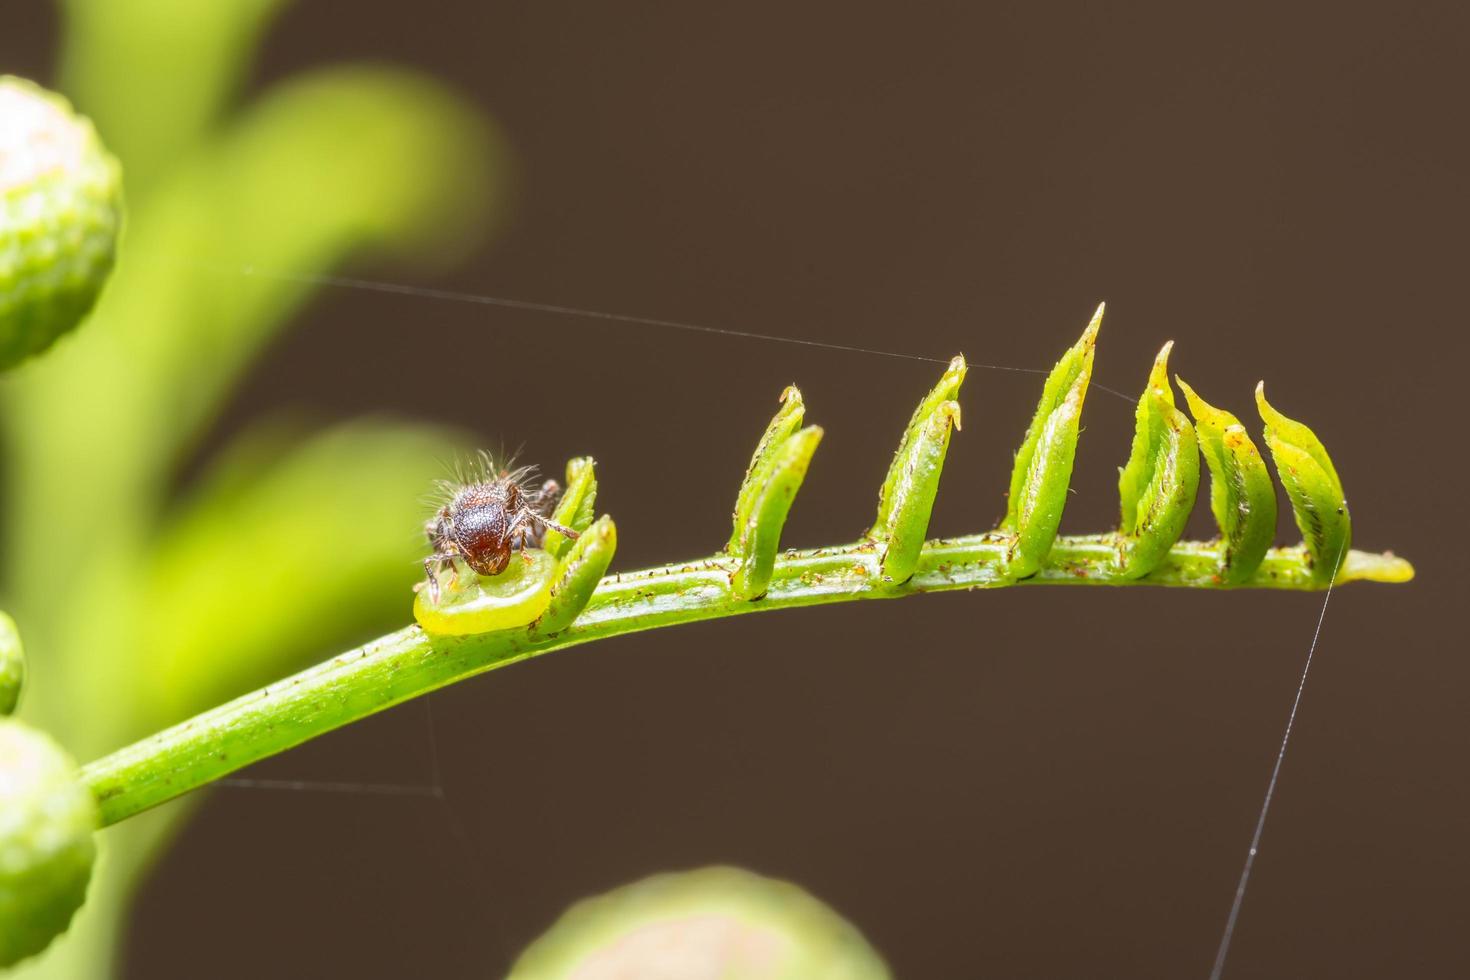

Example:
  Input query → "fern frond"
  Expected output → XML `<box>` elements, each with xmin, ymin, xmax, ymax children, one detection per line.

<box><xmin>79</xmin><ymin>307</ymin><xmax>1414</xmax><ymax>826</ymax></box>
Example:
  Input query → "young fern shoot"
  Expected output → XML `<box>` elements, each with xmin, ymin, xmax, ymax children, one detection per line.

<box><xmin>77</xmin><ymin>305</ymin><xmax>1413</xmax><ymax>830</ymax></box>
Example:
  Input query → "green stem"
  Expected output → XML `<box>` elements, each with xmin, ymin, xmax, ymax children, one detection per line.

<box><xmin>79</xmin><ymin>534</ymin><xmax>1410</xmax><ymax>826</ymax></box>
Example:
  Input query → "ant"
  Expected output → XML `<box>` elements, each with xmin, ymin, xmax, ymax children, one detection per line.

<box><xmin>418</xmin><ymin>457</ymin><xmax>579</xmax><ymax>603</ymax></box>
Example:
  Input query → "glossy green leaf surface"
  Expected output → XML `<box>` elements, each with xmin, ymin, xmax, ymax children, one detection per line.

<box><xmin>140</xmin><ymin>421</ymin><xmax>463</xmax><ymax>720</ymax></box>
<box><xmin>60</xmin><ymin>0</ymin><xmax>292</xmax><ymax>196</ymax></box>
<box><xmin>1000</xmin><ymin>305</ymin><xmax>1101</xmax><ymax>577</ymax></box>
<box><xmin>871</xmin><ymin>356</ymin><xmax>966</xmax><ymax>583</ymax></box>
<box><xmin>1115</xmin><ymin>343</ymin><xmax>1199</xmax><ymax>578</ymax></box>
<box><xmin>1257</xmin><ymin>383</ymin><xmax>1351</xmax><ymax>584</ymax></box>
<box><xmin>1178</xmin><ymin>379</ymin><xmax>1277</xmax><ymax>584</ymax></box>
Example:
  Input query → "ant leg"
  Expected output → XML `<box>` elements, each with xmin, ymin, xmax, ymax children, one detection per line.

<box><xmin>419</xmin><ymin>548</ymin><xmax>464</xmax><ymax>603</ymax></box>
<box><xmin>506</xmin><ymin>511</ymin><xmax>538</xmax><ymax>564</ymax></box>
<box><xmin>530</xmin><ymin>511</ymin><xmax>580</xmax><ymax>541</ymax></box>
<box><xmin>421</xmin><ymin>555</ymin><xmax>448</xmax><ymax>604</ymax></box>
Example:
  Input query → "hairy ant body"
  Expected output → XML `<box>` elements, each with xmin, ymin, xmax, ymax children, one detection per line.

<box><xmin>419</xmin><ymin>459</ymin><xmax>578</xmax><ymax>603</ymax></box>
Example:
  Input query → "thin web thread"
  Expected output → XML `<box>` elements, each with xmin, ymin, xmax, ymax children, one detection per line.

<box><xmin>243</xmin><ymin>266</ymin><xmax>953</xmax><ymax>365</ymax></box>
<box><xmin>218</xmin><ymin>696</ymin><xmax>513</xmax><ymax>958</ymax></box>
<box><xmin>422</xmin><ymin>694</ymin><xmax>472</xmax><ymax>849</ymax></box>
<box><xmin>142</xmin><ymin>255</ymin><xmax>1138</xmax><ymax>403</ymax></box>
<box><xmin>423</xmin><ymin>695</ymin><xmax>519</xmax><ymax>964</ymax></box>
<box><xmin>1207</xmin><ymin>546</ymin><xmax>1345</xmax><ymax>980</ymax></box>
<box><xmin>216</xmin><ymin>695</ymin><xmax>449</xmax><ymax>800</ymax></box>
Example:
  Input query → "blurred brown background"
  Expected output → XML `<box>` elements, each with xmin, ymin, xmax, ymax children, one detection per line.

<box><xmin>7</xmin><ymin>3</ymin><xmax>1467</xmax><ymax>977</ymax></box>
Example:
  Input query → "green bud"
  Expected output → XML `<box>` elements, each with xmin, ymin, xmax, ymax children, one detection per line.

<box><xmin>731</xmin><ymin>428</ymin><xmax>824</xmax><ymax>600</ymax></box>
<box><xmin>0</xmin><ymin>720</ymin><xmax>98</xmax><ymax>967</ymax></box>
<box><xmin>1000</xmin><ymin>304</ymin><xmax>1101</xmax><ymax>578</ymax></box>
<box><xmin>543</xmin><ymin>456</ymin><xmax>598</xmax><ymax>561</ymax></box>
<box><xmin>729</xmin><ymin>387</ymin><xmax>823</xmax><ymax>600</ymax></box>
<box><xmin>871</xmin><ymin>355</ymin><xmax>966</xmax><ymax>583</ymax></box>
<box><xmin>1115</xmin><ymin>343</ymin><xmax>1199</xmax><ymax>578</ymax></box>
<box><xmin>729</xmin><ymin>386</ymin><xmax>807</xmax><ymax>554</ymax></box>
<box><xmin>0</xmin><ymin>613</ymin><xmax>22</xmax><ymax>716</ymax></box>
<box><xmin>1256</xmin><ymin>383</ymin><xmax>1351</xmax><ymax>585</ymax></box>
<box><xmin>413</xmin><ymin>549</ymin><xmax>556</xmax><ymax>636</ymax></box>
<box><xmin>0</xmin><ymin>77</ymin><xmax>123</xmax><ymax>370</ymax></box>
<box><xmin>1177</xmin><ymin>379</ymin><xmax>1277</xmax><ymax>585</ymax></box>
<box><xmin>507</xmin><ymin>866</ymin><xmax>890</xmax><ymax>980</ymax></box>
<box><xmin>536</xmin><ymin>515</ymin><xmax>617</xmax><ymax>635</ymax></box>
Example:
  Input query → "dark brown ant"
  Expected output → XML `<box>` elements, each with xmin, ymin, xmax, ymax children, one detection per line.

<box><xmin>418</xmin><ymin>458</ymin><xmax>579</xmax><ymax>603</ymax></box>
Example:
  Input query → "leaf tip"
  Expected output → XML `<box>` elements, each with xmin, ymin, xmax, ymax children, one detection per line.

<box><xmin>1081</xmin><ymin>302</ymin><xmax>1105</xmax><ymax>346</ymax></box>
<box><xmin>1253</xmin><ymin>380</ymin><xmax>1274</xmax><ymax>422</ymax></box>
<box><xmin>1147</xmin><ymin>342</ymin><xmax>1176</xmax><ymax>402</ymax></box>
<box><xmin>1175</xmin><ymin>374</ymin><xmax>1201</xmax><ymax>410</ymax></box>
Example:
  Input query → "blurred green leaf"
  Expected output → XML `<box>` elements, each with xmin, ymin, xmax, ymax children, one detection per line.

<box><xmin>2</xmin><ymin>9</ymin><xmax>504</xmax><ymax>978</ymax></box>
<box><xmin>3</xmin><ymin>66</ymin><xmax>501</xmax><ymax>647</ymax></box>
<box><xmin>139</xmin><ymin>420</ymin><xmax>464</xmax><ymax>720</ymax></box>
<box><xmin>0</xmin><ymin>612</ymin><xmax>22</xmax><ymax>716</ymax></box>
<box><xmin>60</xmin><ymin>0</ymin><xmax>292</xmax><ymax>195</ymax></box>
